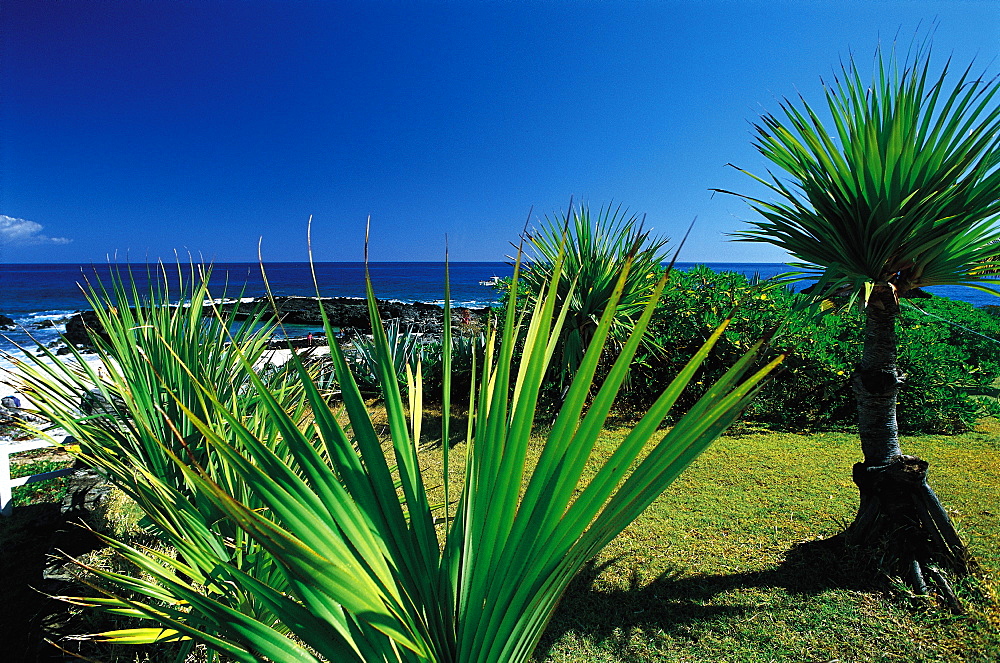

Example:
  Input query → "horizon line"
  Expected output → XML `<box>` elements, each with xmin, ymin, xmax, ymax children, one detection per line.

<box><xmin>1</xmin><ymin>259</ymin><xmax>793</xmax><ymax>266</ymax></box>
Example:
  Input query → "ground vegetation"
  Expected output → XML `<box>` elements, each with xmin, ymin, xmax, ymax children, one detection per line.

<box><xmin>10</xmin><ymin>240</ymin><xmax>781</xmax><ymax>662</ymax></box>
<box><xmin>4</xmin><ymin>422</ymin><xmax>998</xmax><ymax>662</ymax></box>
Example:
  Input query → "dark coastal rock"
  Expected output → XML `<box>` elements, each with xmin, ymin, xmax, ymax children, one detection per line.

<box><xmin>62</xmin><ymin>298</ymin><xmax>490</xmax><ymax>350</ymax></box>
<box><xmin>3</xmin><ymin>470</ymin><xmax>109</xmax><ymax>660</ymax></box>
<box><xmin>0</xmin><ymin>396</ymin><xmax>45</xmax><ymax>425</ymax></box>
<box><xmin>217</xmin><ymin>296</ymin><xmax>489</xmax><ymax>341</ymax></box>
<box><xmin>57</xmin><ymin>468</ymin><xmax>111</xmax><ymax>519</ymax></box>
<box><xmin>64</xmin><ymin>310</ymin><xmax>107</xmax><ymax>347</ymax></box>
<box><xmin>0</xmin><ymin>313</ymin><xmax>15</xmax><ymax>329</ymax></box>
<box><xmin>235</xmin><ymin>296</ymin><xmax>456</xmax><ymax>331</ymax></box>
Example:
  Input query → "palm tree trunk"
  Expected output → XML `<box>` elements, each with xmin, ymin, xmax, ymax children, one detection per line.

<box><xmin>844</xmin><ymin>286</ymin><xmax>972</xmax><ymax>608</ymax></box>
<box><xmin>853</xmin><ymin>287</ymin><xmax>903</xmax><ymax>464</ymax></box>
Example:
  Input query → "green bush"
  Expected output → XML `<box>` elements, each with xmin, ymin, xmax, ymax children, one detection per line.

<box><xmin>622</xmin><ymin>266</ymin><xmax>1000</xmax><ymax>434</ymax></box>
<box><xmin>347</xmin><ymin>321</ymin><xmax>487</xmax><ymax>406</ymax></box>
<box><xmin>348</xmin><ymin>318</ymin><xmax>423</xmax><ymax>394</ymax></box>
<box><xmin>896</xmin><ymin>296</ymin><xmax>1000</xmax><ymax>433</ymax></box>
<box><xmin>419</xmin><ymin>330</ymin><xmax>488</xmax><ymax>405</ymax></box>
<box><xmin>619</xmin><ymin>266</ymin><xmax>850</xmax><ymax>429</ymax></box>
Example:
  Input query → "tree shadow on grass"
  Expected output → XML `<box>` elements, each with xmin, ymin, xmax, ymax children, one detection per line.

<box><xmin>418</xmin><ymin>412</ymin><xmax>472</xmax><ymax>450</ymax></box>
<box><xmin>534</xmin><ymin>538</ymin><xmax>864</xmax><ymax>660</ymax></box>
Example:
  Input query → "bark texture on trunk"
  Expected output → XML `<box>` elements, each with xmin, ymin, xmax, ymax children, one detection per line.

<box><xmin>853</xmin><ymin>287</ymin><xmax>903</xmax><ymax>464</ymax></box>
<box><xmin>844</xmin><ymin>286</ymin><xmax>973</xmax><ymax>610</ymax></box>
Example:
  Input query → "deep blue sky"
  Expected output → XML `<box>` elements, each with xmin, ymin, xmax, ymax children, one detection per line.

<box><xmin>2</xmin><ymin>1</ymin><xmax>998</xmax><ymax>264</ymax></box>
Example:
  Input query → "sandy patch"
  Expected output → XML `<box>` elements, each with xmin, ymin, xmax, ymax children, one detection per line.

<box><xmin>0</xmin><ymin>352</ymin><xmax>109</xmax><ymax>412</ymax></box>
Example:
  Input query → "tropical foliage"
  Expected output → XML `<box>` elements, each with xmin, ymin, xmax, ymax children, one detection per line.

<box><xmin>14</xmin><ymin>246</ymin><xmax>782</xmax><ymax>662</ymax></box>
<box><xmin>519</xmin><ymin>203</ymin><xmax>671</xmax><ymax>385</ymax></box>
<box><xmin>348</xmin><ymin>317</ymin><xmax>487</xmax><ymax>404</ymax></box>
<box><xmin>11</xmin><ymin>264</ymin><xmax>317</xmax><ymax>660</ymax></box>
<box><xmin>720</xmin><ymin>43</ymin><xmax>1000</xmax><ymax>300</ymax></box>
<box><xmin>718</xmin><ymin>41</ymin><xmax>1000</xmax><ymax>595</ymax></box>
<box><xmin>624</xmin><ymin>266</ymin><xmax>1000</xmax><ymax>433</ymax></box>
<box><xmin>348</xmin><ymin>317</ymin><xmax>423</xmax><ymax>394</ymax></box>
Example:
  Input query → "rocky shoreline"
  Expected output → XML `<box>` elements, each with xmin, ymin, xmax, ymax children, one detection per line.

<box><xmin>57</xmin><ymin>296</ymin><xmax>491</xmax><ymax>350</ymax></box>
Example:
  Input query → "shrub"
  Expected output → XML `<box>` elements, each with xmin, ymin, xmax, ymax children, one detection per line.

<box><xmin>418</xmin><ymin>330</ymin><xmax>488</xmax><ymax>405</ymax></box>
<box><xmin>348</xmin><ymin>318</ymin><xmax>423</xmax><ymax>394</ymax></box>
<box><xmin>895</xmin><ymin>297</ymin><xmax>1000</xmax><ymax>433</ymax></box>
<box><xmin>623</xmin><ymin>265</ymin><xmax>1000</xmax><ymax>433</ymax></box>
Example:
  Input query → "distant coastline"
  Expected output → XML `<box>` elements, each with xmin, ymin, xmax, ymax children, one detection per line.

<box><xmin>2</xmin><ymin>261</ymin><xmax>998</xmax><ymax>373</ymax></box>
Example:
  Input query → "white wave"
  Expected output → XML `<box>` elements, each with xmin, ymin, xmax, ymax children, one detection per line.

<box><xmin>15</xmin><ymin>310</ymin><xmax>76</xmax><ymax>324</ymax></box>
<box><xmin>426</xmin><ymin>300</ymin><xmax>501</xmax><ymax>309</ymax></box>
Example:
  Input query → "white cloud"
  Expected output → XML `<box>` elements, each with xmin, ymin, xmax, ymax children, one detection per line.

<box><xmin>0</xmin><ymin>215</ymin><xmax>72</xmax><ymax>246</ymax></box>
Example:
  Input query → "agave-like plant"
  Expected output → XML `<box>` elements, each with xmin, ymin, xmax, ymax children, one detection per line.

<box><xmin>349</xmin><ymin>318</ymin><xmax>423</xmax><ymax>394</ymax></box>
<box><xmin>717</xmin><ymin>42</ymin><xmax>1000</xmax><ymax>600</ymax></box>
<box><xmin>17</xmin><ymin>234</ymin><xmax>782</xmax><ymax>662</ymax></box>
<box><xmin>12</xmin><ymin>263</ymin><xmax>315</xmax><ymax>658</ymax></box>
<box><xmin>520</xmin><ymin>202</ymin><xmax>671</xmax><ymax>386</ymax></box>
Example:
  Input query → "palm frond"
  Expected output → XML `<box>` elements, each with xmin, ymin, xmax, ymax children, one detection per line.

<box><xmin>717</xmin><ymin>43</ymin><xmax>1000</xmax><ymax>301</ymax></box>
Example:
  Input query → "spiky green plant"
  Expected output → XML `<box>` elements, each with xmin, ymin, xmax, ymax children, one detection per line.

<box><xmin>349</xmin><ymin>318</ymin><xmax>422</xmax><ymax>394</ymax></box>
<box><xmin>12</xmin><ymin>263</ymin><xmax>314</xmax><ymax>659</ymax></box>
<box><xmin>18</xmin><ymin>236</ymin><xmax>782</xmax><ymax>662</ymax></box>
<box><xmin>722</xmin><ymin>47</ymin><xmax>1000</xmax><ymax>300</ymax></box>
<box><xmin>717</xmin><ymin>42</ymin><xmax>1000</xmax><ymax>600</ymax></box>
<box><xmin>520</xmin><ymin>203</ymin><xmax>671</xmax><ymax>386</ymax></box>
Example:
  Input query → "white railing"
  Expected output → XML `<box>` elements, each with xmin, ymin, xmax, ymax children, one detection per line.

<box><xmin>1</xmin><ymin>438</ymin><xmax>74</xmax><ymax>516</ymax></box>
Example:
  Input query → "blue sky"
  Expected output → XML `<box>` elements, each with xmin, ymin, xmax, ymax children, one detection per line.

<box><xmin>2</xmin><ymin>1</ymin><xmax>998</xmax><ymax>264</ymax></box>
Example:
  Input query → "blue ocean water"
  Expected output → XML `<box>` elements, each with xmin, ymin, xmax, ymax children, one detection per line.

<box><xmin>1</xmin><ymin>261</ymin><xmax>998</xmax><ymax>362</ymax></box>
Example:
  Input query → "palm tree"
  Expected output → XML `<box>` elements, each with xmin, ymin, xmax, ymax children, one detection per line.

<box><xmin>718</xmin><ymin>43</ymin><xmax>1000</xmax><ymax>602</ymax></box>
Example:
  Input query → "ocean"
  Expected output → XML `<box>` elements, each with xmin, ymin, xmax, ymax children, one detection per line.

<box><xmin>1</xmin><ymin>261</ymin><xmax>998</xmax><ymax>369</ymax></box>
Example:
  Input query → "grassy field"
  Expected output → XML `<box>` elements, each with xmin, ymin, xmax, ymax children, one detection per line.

<box><xmin>4</xmin><ymin>420</ymin><xmax>999</xmax><ymax>662</ymax></box>
<box><xmin>10</xmin><ymin>456</ymin><xmax>72</xmax><ymax>505</ymax></box>
<box><xmin>530</xmin><ymin>421</ymin><xmax>1000</xmax><ymax>662</ymax></box>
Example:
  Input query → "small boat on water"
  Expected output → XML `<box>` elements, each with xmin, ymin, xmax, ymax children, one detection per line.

<box><xmin>479</xmin><ymin>276</ymin><xmax>501</xmax><ymax>286</ymax></box>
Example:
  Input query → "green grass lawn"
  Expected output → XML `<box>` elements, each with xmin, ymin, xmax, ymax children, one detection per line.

<box><xmin>10</xmin><ymin>457</ymin><xmax>72</xmax><ymax>506</ymax></box>
<box><xmin>528</xmin><ymin>420</ymin><xmax>1000</xmax><ymax>663</ymax></box>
